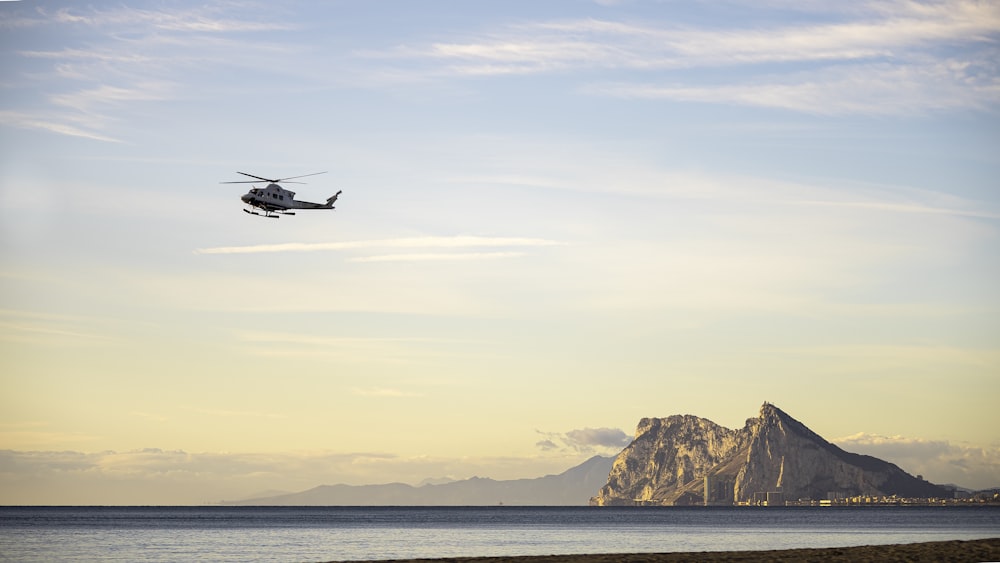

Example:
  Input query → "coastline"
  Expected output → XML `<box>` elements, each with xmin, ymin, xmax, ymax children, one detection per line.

<box><xmin>331</xmin><ymin>537</ymin><xmax>1000</xmax><ymax>563</ymax></box>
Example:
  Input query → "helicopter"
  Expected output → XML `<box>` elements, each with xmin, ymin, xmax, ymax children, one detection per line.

<box><xmin>222</xmin><ymin>171</ymin><xmax>341</xmax><ymax>218</ymax></box>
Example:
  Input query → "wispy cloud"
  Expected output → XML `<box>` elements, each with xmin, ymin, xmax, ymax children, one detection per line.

<box><xmin>451</xmin><ymin>166</ymin><xmax>1000</xmax><ymax>220</ymax></box>
<box><xmin>8</xmin><ymin>0</ymin><xmax>997</xmax><ymax>146</ymax></box>
<box><xmin>19</xmin><ymin>47</ymin><xmax>155</xmax><ymax>65</ymax></box>
<box><xmin>194</xmin><ymin>236</ymin><xmax>565</xmax><ymax>256</ymax></box>
<box><xmin>43</xmin><ymin>5</ymin><xmax>295</xmax><ymax>33</ymax></box>
<box><xmin>350</xmin><ymin>252</ymin><xmax>527</xmax><ymax>263</ymax></box>
<box><xmin>788</xmin><ymin>196</ymin><xmax>1000</xmax><ymax>219</ymax></box>
<box><xmin>1</xmin><ymin>82</ymin><xmax>178</xmax><ymax>143</ymax></box>
<box><xmin>2</xmin><ymin>3</ymin><xmax>298</xmax><ymax>141</ymax></box>
<box><xmin>370</xmin><ymin>0</ymin><xmax>1000</xmax><ymax>115</ymax></box>
<box><xmin>589</xmin><ymin>59</ymin><xmax>1000</xmax><ymax>116</ymax></box>
<box><xmin>408</xmin><ymin>2</ymin><xmax>999</xmax><ymax>72</ymax></box>
<box><xmin>48</xmin><ymin>82</ymin><xmax>174</xmax><ymax>113</ymax></box>
<box><xmin>0</xmin><ymin>110</ymin><xmax>121</xmax><ymax>142</ymax></box>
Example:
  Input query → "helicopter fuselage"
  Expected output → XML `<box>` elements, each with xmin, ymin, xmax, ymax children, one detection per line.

<box><xmin>223</xmin><ymin>171</ymin><xmax>339</xmax><ymax>218</ymax></box>
<box><xmin>241</xmin><ymin>183</ymin><xmax>340</xmax><ymax>217</ymax></box>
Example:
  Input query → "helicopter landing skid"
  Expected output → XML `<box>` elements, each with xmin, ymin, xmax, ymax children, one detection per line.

<box><xmin>244</xmin><ymin>208</ymin><xmax>279</xmax><ymax>218</ymax></box>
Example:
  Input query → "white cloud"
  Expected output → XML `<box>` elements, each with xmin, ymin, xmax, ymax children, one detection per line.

<box><xmin>194</xmin><ymin>236</ymin><xmax>565</xmax><ymax>255</ymax></box>
<box><xmin>411</xmin><ymin>1</ymin><xmax>1000</xmax><ymax>72</ymax></box>
<box><xmin>349</xmin><ymin>252</ymin><xmax>527</xmax><ymax>263</ymax></box>
<box><xmin>834</xmin><ymin>433</ymin><xmax>1000</xmax><ymax>490</ymax></box>
<box><xmin>536</xmin><ymin>427</ymin><xmax>631</xmax><ymax>454</ymax></box>
<box><xmin>565</xmin><ymin>428</ymin><xmax>632</xmax><ymax>450</ymax></box>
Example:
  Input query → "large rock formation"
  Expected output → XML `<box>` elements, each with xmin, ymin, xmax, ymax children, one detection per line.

<box><xmin>591</xmin><ymin>403</ymin><xmax>950</xmax><ymax>506</ymax></box>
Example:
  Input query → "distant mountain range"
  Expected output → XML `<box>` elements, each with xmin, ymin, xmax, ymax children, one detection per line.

<box><xmin>223</xmin><ymin>455</ymin><xmax>614</xmax><ymax>506</ymax></box>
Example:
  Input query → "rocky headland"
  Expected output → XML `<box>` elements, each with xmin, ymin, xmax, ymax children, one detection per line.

<box><xmin>591</xmin><ymin>402</ymin><xmax>950</xmax><ymax>506</ymax></box>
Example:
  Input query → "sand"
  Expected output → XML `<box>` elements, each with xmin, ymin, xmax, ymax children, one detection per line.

<box><xmin>328</xmin><ymin>537</ymin><xmax>1000</xmax><ymax>563</ymax></box>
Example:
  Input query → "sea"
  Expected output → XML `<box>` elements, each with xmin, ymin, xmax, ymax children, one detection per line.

<box><xmin>1</xmin><ymin>506</ymin><xmax>998</xmax><ymax>562</ymax></box>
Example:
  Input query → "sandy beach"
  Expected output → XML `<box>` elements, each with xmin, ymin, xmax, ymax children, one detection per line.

<box><xmin>330</xmin><ymin>537</ymin><xmax>1000</xmax><ymax>563</ymax></box>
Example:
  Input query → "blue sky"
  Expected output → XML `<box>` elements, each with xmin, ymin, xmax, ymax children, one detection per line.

<box><xmin>1</xmin><ymin>0</ymin><xmax>998</xmax><ymax>504</ymax></box>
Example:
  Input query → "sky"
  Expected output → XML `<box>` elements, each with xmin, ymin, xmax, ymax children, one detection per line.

<box><xmin>0</xmin><ymin>0</ymin><xmax>998</xmax><ymax>505</ymax></box>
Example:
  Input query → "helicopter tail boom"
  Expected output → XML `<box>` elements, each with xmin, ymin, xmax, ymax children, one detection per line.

<box><xmin>287</xmin><ymin>191</ymin><xmax>341</xmax><ymax>210</ymax></box>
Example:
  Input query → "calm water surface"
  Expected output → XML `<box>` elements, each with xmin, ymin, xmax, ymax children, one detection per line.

<box><xmin>1</xmin><ymin>506</ymin><xmax>998</xmax><ymax>562</ymax></box>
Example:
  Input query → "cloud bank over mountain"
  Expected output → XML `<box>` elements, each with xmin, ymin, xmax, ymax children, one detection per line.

<box><xmin>833</xmin><ymin>433</ymin><xmax>1000</xmax><ymax>489</ymax></box>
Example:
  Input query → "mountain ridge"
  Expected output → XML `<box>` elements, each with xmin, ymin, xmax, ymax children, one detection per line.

<box><xmin>222</xmin><ymin>454</ymin><xmax>614</xmax><ymax>506</ymax></box>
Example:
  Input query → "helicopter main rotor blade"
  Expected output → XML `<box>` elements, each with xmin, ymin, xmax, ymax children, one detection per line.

<box><xmin>222</xmin><ymin>171</ymin><xmax>327</xmax><ymax>184</ymax></box>
<box><xmin>236</xmin><ymin>171</ymin><xmax>276</xmax><ymax>183</ymax></box>
<box><xmin>275</xmin><ymin>171</ymin><xmax>327</xmax><ymax>182</ymax></box>
<box><xmin>220</xmin><ymin>180</ymin><xmax>309</xmax><ymax>184</ymax></box>
<box><xmin>221</xmin><ymin>180</ymin><xmax>263</xmax><ymax>184</ymax></box>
